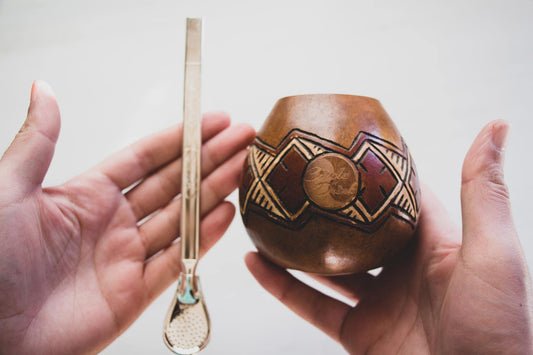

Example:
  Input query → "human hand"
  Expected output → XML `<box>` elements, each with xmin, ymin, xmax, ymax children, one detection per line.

<box><xmin>0</xmin><ymin>81</ymin><xmax>255</xmax><ymax>355</ymax></box>
<box><xmin>246</xmin><ymin>120</ymin><xmax>533</xmax><ymax>354</ymax></box>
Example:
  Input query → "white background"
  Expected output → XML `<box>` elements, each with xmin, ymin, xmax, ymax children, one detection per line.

<box><xmin>1</xmin><ymin>0</ymin><xmax>532</xmax><ymax>354</ymax></box>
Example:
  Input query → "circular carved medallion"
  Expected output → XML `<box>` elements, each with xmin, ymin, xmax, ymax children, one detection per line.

<box><xmin>303</xmin><ymin>153</ymin><xmax>359</xmax><ymax>210</ymax></box>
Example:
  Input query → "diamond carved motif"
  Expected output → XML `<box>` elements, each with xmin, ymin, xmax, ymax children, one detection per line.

<box><xmin>240</xmin><ymin>130</ymin><xmax>420</xmax><ymax>232</ymax></box>
<box><xmin>357</xmin><ymin>149</ymin><xmax>398</xmax><ymax>214</ymax></box>
<box><xmin>266</xmin><ymin>145</ymin><xmax>308</xmax><ymax>215</ymax></box>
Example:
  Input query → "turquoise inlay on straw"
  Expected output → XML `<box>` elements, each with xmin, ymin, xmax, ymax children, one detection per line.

<box><xmin>178</xmin><ymin>274</ymin><xmax>198</xmax><ymax>305</ymax></box>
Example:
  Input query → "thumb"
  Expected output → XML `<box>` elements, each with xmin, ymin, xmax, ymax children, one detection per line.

<box><xmin>0</xmin><ymin>81</ymin><xmax>61</xmax><ymax>194</ymax></box>
<box><xmin>460</xmin><ymin>120</ymin><xmax>516</xmax><ymax>252</ymax></box>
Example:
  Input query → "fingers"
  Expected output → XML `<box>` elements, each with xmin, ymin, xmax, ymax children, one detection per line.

<box><xmin>460</xmin><ymin>120</ymin><xmax>517</xmax><ymax>252</ymax></box>
<box><xmin>139</xmin><ymin>149</ymin><xmax>248</xmax><ymax>258</ymax></box>
<box><xmin>93</xmin><ymin>112</ymin><xmax>231</xmax><ymax>190</ymax></box>
<box><xmin>126</xmin><ymin>123</ymin><xmax>255</xmax><ymax>221</ymax></box>
<box><xmin>0</xmin><ymin>81</ymin><xmax>60</xmax><ymax>195</ymax></box>
<box><xmin>143</xmin><ymin>201</ymin><xmax>235</xmax><ymax>301</ymax></box>
<box><xmin>245</xmin><ymin>252</ymin><xmax>350</xmax><ymax>343</ymax></box>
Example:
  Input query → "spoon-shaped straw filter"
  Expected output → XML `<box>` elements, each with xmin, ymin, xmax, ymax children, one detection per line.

<box><xmin>163</xmin><ymin>17</ymin><xmax>210</xmax><ymax>355</ymax></box>
<box><xmin>163</xmin><ymin>274</ymin><xmax>210</xmax><ymax>353</ymax></box>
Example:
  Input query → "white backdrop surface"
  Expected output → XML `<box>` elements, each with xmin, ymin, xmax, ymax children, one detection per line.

<box><xmin>1</xmin><ymin>1</ymin><xmax>532</xmax><ymax>354</ymax></box>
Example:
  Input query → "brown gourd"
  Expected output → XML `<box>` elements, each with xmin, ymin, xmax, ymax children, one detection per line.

<box><xmin>239</xmin><ymin>94</ymin><xmax>421</xmax><ymax>275</ymax></box>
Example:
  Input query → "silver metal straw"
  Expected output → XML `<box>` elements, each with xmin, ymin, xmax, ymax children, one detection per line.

<box><xmin>163</xmin><ymin>17</ymin><xmax>210</xmax><ymax>355</ymax></box>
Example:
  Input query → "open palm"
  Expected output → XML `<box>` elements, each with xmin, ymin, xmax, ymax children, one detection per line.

<box><xmin>246</xmin><ymin>121</ymin><xmax>533</xmax><ymax>354</ymax></box>
<box><xmin>0</xmin><ymin>81</ymin><xmax>255</xmax><ymax>355</ymax></box>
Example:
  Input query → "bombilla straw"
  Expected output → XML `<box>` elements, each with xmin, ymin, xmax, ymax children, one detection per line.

<box><xmin>180</xmin><ymin>14</ymin><xmax>202</xmax><ymax>302</ymax></box>
<box><xmin>163</xmin><ymin>17</ymin><xmax>211</xmax><ymax>355</ymax></box>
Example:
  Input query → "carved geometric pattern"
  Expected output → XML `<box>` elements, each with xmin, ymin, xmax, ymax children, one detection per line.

<box><xmin>266</xmin><ymin>146</ymin><xmax>308</xmax><ymax>214</ymax></box>
<box><xmin>240</xmin><ymin>129</ymin><xmax>420</xmax><ymax>232</ymax></box>
<box><xmin>357</xmin><ymin>148</ymin><xmax>398</xmax><ymax>214</ymax></box>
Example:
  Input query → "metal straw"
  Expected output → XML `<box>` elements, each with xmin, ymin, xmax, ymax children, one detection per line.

<box><xmin>163</xmin><ymin>17</ymin><xmax>210</xmax><ymax>355</ymax></box>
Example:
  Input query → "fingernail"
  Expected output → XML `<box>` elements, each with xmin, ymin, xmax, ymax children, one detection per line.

<box><xmin>492</xmin><ymin>120</ymin><xmax>510</xmax><ymax>152</ymax></box>
<box><xmin>30</xmin><ymin>80</ymin><xmax>55</xmax><ymax>104</ymax></box>
<box><xmin>30</xmin><ymin>81</ymin><xmax>37</xmax><ymax>102</ymax></box>
<box><xmin>27</xmin><ymin>82</ymin><xmax>38</xmax><ymax>119</ymax></box>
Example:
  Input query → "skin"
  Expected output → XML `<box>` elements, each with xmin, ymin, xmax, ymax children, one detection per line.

<box><xmin>0</xmin><ymin>81</ymin><xmax>255</xmax><ymax>355</ymax></box>
<box><xmin>1</xmin><ymin>81</ymin><xmax>531</xmax><ymax>355</ymax></box>
<box><xmin>246</xmin><ymin>120</ymin><xmax>533</xmax><ymax>354</ymax></box>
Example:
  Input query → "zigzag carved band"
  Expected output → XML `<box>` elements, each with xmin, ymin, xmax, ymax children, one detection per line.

<box><xmin>240</xmin><ymin>129</ymin><xmax>420</xmax><ymax>233</ymax></box>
